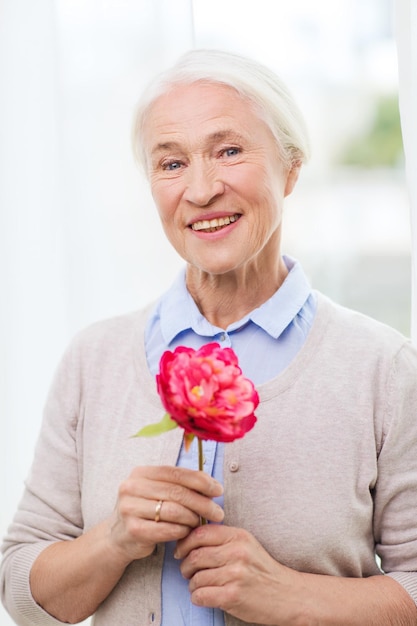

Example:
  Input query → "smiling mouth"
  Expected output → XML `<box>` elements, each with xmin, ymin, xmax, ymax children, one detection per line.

<box><xmin>190</xmin><ymin>214</ymin><xmax>241</xmax><ymax>233</ymax></box>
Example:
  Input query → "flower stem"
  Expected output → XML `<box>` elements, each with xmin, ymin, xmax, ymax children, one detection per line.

<box><xmin>198</xmin><ymin>437</ymin><xmax>204</xmax><ymax>471</ymax></box>
<box><xmin>198</xmin><ymin>438</ymin><xmax>207</xmax><ymax>525</ymax></box>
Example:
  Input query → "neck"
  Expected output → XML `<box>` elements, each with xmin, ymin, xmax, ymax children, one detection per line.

<box><xmin>186</xmin><ymin>256</ymin><xmax>288</xmax><ymax>329</ymax></box>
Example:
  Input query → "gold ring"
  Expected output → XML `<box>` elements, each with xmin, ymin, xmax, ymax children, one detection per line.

<box><xmin>154</xmin><ymin>500</ymin><xmax>163</xmax><ymax>523</ymax></box>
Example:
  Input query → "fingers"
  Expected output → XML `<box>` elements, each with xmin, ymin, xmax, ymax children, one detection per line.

<box><xmin>130</xmin><ymin>465</ymin><xmax>224</xmax><ymax>498</ymax></box>
<box><xmin>109</xmin><ymin>466</ymin><xmax>224</xmax><ymax>562</ymax></box>
<box><xmin>175</xmin><ymin>525</ymin><xmax>290</xmax><ymax>624</ymax></box>
<box><xmin>118</xmin><ymin>492</ymin><xmax>199</xmax><ymax>528</ymax></box>
<box><xmin>149</xmin><ymin>499</ymin><xmax>199</xmax><ymax>527</ymax></box>
<box><xmin>120</xmin><ymin>467</ymin><xmax>224</xmax><ymax>524</ymax></box>
<box><xmin>176</xmin><ymin>525</ymin><xmax>239</xmax><ymax>578</ymax></box>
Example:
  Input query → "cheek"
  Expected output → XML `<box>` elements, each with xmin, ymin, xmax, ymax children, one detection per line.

<box><xmin>151</xmin><ymin>181</ymin><xmax>181</xmax><ymax>221</ymax></box>
<box><xmin>229</xmin><ymin>162</ymin><xmax>281</xmax><ymax>201</ymax></box>
<box><xmin>226</xmin><ymin>167</ymin><xmax>255</xmax><ymax>193</ymax></box>
<box><xmin>248</xmin><ymin>177</ymin><xmax>285</xmax><ymax>241</ymax></box>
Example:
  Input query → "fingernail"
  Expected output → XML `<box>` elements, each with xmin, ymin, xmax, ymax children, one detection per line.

<box><xmin>173</xmin><ymin>551</ymin><xmax>180</xmax><ymax>559</ymax></box>
<box><xmin>214</xmin><ymin>505</ymin><xmax>224</xmax><ymax>521</ymax></box>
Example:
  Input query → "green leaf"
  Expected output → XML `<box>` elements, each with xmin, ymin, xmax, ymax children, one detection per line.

<box><xmin>131</xmin><ymin>413</ymin><xmax>178</xmax><ymax>438</ymax></box>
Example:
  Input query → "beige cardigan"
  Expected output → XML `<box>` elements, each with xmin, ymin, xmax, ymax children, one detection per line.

<box><xmin>2</xmin><ymin>293</ymin><xmax>417</xmax><ymax>626</ymax></box>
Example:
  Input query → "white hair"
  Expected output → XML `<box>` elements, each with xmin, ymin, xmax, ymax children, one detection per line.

<box><xmin>132</xmin><ymin>49</ymin><xmax>310</xmax><ymax>172</ymax></box>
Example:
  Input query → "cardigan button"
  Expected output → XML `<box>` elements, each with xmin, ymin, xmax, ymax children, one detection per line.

<box><xmin>229</xmin><ymin>461</ymin><xmax>239</xmax><ymax>472</ymax></box>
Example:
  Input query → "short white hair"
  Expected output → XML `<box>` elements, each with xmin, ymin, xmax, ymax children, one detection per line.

<box><xmin>132</xmin><ymin>48</ymin><xmax>310</xmax><ymax>172</ymax></box>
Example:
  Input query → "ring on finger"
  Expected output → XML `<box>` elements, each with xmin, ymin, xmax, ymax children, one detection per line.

<box><xmin>154</xmin><ymin>500</ymin><xmax>163</xmax><ymax>523</ymax></box>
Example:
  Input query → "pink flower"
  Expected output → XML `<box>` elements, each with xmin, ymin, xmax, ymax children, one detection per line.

<box><xmin>156</xmin><ymin>343</ymin><xmax>259</xmax><ymax>443</ymax></box>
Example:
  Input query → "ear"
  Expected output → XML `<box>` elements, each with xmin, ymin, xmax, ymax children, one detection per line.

<box><xmin>284</xmin><ymin>161</ymin><xmax>302</xmax><ymax>197</ymax></box>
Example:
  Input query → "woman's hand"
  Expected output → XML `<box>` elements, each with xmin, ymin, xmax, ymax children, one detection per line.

<box><xmin>175</xmin><ymin>525</ymin><xmax>417</xmax><ymax>626</ymax></box>
<box><xmin>174</xmin><ymin>524</ymin><xmax>302</xmax><ymax>625</ymax></box>
<box><xmin>109</xmin><ymin>465</ymin><xmax>224</xmax><ymax>563</ymax></box>
<box><xmin>30</xmin><ymin>467</ymin><xmax>223</xmax><ymax>624</ymax></box>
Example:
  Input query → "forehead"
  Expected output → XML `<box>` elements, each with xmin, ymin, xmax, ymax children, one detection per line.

<box><xmin>143</xmin><ymin>82</ymin><xmax>269</xmax><ymax>149</ymax></box>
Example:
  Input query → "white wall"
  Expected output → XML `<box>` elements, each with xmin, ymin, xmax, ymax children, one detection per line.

<box><xmin>0</xmin><ymin>2</ymin><xmax>191</xmax><ymax>624</ymax></box>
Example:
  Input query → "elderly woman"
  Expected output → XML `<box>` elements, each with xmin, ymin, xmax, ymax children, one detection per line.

<box><xmin>2</xmin><ymin>49</ymin><xmax>417</xmax><ymax>626</ymax></box>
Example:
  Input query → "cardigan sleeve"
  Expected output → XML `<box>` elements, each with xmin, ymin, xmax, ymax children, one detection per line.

<box><xmin>0</xmin><ymin>334</ymin><xmax>86</xmax><ymax>625</ymax></box>
<box><xmin>373</xmin><ymin>340</ymin><xmax>417</xmax><ymax>604</ymax></box>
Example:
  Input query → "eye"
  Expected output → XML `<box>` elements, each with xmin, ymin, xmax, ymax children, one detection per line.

<box><xmin>221</xmin><ymin>147</ymin><xmax>241</xmax><ymax>158</ymax></box>
<box><xmin>162</xmin><ymin>160</ymin><xmax>183</xmax><ymax>171</ymax></box>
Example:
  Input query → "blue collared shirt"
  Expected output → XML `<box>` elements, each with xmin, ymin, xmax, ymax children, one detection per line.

<box><xmin>145</xmin><ymin>256</ymin><xmax>316</xmax><ymax>626</ymax></box>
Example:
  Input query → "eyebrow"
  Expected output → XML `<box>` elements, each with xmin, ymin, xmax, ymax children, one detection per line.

<box><xmin>150</xmin><ymin>130</ymin><xmax>247</xmax><ymax>156</ymax></box>
<box><xmin>151</xmin><ymin>141</ymin><xmax>179</xmax><ymax>156</ymax></box>
<box><xmin>206</xmin><ymin>130</ymin><xmax>246</xmax><ymax>143</ymax></box>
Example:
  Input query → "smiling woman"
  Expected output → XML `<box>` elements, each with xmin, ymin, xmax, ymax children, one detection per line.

<box><xmin>1</xmin><ymin>48</ymin><xmax>417</xmax><ymax>626</ymax></box>
<box><xmin>133</xmin><ymin>49</ymin><xmax>309</xmax><ymax>329</ymax></box>
<box><xmin>140</xmin><ymin>79</ymin><xmax>300</xmax><ymax>320</ymax></box>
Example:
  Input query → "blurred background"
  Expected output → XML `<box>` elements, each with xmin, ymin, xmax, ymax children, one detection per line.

<box><xmin>193</xmin><ymin>0</ymin><xmax>410</xmax><ymax>334</ymax></box>
<box><xmin>0</xmin><ymin>1</ymin><xmax>414</xmax><ymax>624</ymax></box>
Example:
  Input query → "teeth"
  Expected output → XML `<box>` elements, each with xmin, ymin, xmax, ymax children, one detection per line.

<box><xmin>191</xmin><ymin>214</ymin><xmax>239</xmax><ymax>231</ymax></box>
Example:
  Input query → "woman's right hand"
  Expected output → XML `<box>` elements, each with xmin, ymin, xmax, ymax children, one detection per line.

<box><xmin>108</xmin><ymin>465</ymin><xmax>224</xmax><ymax>563</ymax></box>
<box><xmin>29</xmin><ymin>465</ymin><xmax>222</xmax><ymax>623</ymax></box>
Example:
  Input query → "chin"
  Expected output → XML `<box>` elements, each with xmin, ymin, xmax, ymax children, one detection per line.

<box><xmin>191</xmin><ymin>260</ymin><xmax>243</xmax><ymax>277</ymax></box>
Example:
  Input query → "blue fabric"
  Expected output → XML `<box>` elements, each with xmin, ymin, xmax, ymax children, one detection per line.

<box><xmin>145</xmin><ymin>256</ymin><xmax>316</xmax><ymax>626</ymax></box>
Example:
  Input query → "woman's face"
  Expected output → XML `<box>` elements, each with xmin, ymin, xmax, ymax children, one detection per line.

<box><xmin>143</xmin><ymin>82</ymin><xmax>299</xmax><ymax>278</ymax></box>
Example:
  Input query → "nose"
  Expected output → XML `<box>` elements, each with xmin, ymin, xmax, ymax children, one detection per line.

<box><xmin>183</xmin><ymin>160</ymin><xmax>225</xmax><ymax>207</ymax></box>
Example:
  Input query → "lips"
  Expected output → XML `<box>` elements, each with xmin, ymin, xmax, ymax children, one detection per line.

<box><xmin>190</xmin><ymin>214</ymin><xmax>241</xmax><ymax>233</ymax></box>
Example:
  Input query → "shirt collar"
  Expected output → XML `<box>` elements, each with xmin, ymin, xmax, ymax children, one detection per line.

<box><xmin>159</xmin><ymin>255</ymin><xmax>312</xmax><ymax>344</ymax></box>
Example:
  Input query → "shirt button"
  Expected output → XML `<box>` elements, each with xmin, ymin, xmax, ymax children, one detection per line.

<box><xmin>220</xmin><ymin>333</ymin><xmax>227</xmax><ymax>341</ymax></box>
<box><xmin>229</xmin><ymin>461</ymin><xmax>239</xmax><ymax>472</ymax></box>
